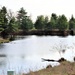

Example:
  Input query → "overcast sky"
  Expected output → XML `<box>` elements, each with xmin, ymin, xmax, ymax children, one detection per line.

<box><xmin>0</xmin><ymin>0</ymin><xmax>75</xmax><ymax>22</ymax></box>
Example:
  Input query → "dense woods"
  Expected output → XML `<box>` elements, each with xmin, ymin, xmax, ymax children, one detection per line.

<box><xmin>0</xmin><ymin>6</ymin><xmax>75</xmax><ymax>38</ymax></box>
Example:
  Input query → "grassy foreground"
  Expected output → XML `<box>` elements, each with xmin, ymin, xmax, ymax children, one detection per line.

<box><xmin>24</xmin><ymin>61</ymin><xmax>75</xmax><ymax>75</ymax></box>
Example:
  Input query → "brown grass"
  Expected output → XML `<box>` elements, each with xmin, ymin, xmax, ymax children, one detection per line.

<box><xmin>0</xmin><ymin>38</ymin><xmax>9</xmax><ymax>43</ymax></box>
<box><xmin>23</xmin><ymin>61</ymin><xmax>75</xmax><ymax>75</ymax></box>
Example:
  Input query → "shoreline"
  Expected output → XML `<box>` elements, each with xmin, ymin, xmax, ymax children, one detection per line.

<box><xmin>12</xmin><ymin>30</ymin><xmax>74</xmax><ymax>36</ymax></box>
<box><xmin>0</xmin><ymin>29</ymin><xmax>74</xmax><ymax>43</ymax></box>
<box><xmin>24</xmin><ymin>61</ymin><xmax>75</xmax><ymax>75</ymax></box>
<box><xmin>0</xmin><ymin>38</ymin><xmax>9</xmax><ymax>43</ymax></box>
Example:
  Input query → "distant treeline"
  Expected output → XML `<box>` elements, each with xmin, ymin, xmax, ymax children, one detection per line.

<box><xmin>0</xmin><ymin>6</ymin><xmax>75</xmax><ymax>38</ymax></box>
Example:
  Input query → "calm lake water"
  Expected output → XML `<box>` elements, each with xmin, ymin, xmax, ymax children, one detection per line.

<box><xmin>0</xmin><ymin>35</ymin><xmax>75</xmax><ymax>74</ymax></box>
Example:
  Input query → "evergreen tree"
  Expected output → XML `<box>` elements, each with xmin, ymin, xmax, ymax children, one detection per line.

<box><xmin>17</xmin><ymin>7</ymin><xmax>33</xmax><ymax>31</ymax></box>
<box><xmin>69</xmin><ymin>15</ymin><xmax>75</xmax><ymax>29</ymax></box>
<box><xmin>21</xmin><ymin>16</ymin><xmax>33</xmax><ymax>31</ymax></box>
<box><xmin>44</xmin><ymin>16</ymin><xmax>49</xmax><ymax>30</ymax></box>
<box><xmin>0</xmin><ymin>6</ymin><xmax>8</xmax><ymax>32</ymax></box>
<box><xmin>34</xmin><ymin>15</ymin><xmax>45</xmax><ymax>30</ymax></box>
<box><xmin>56</xmin><ymin>15</ymin><xmax>69</xmax><ymax>30</ymax></box>
<box><xmin>17</xmin><ymin>7</ymin><xmax>27</xmax><ymax>29</ymax></box>
<box><xmin>45</xmin><ymin>13</ymin><xmax>58</xmax><ymax>30</ymax></box>
<box><xmin>50</xmin><ymin>13</ymin><xmax>58</xmax><ymax>29</ymax></box>
<box><xmin>7</xmin><ymin>17</ymin><xmax>18</xmax><ymax>34</ymax></box>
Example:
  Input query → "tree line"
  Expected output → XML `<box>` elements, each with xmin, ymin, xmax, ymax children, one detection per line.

<box><xmin>0</xmin><ymin>6</ymin><xmax>75</xmax><ymax>37</ymax></box>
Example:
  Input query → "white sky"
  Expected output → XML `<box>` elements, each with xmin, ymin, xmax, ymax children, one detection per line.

<box><xmin>0</xmin><ymin>0</ymin><xmax>75</xmax><ymax>22</ymax></box>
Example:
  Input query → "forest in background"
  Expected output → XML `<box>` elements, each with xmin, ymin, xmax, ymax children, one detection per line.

<box><xmin>0</xmin><ymin>6</ymin><xmax>75</xmax><ymax>38</ymax></box>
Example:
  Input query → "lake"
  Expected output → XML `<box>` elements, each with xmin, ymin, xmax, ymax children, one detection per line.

<box><xmin>0</xmin><ymin>35</ymin><xmax>75</xmax><ymax>75</ymax></box>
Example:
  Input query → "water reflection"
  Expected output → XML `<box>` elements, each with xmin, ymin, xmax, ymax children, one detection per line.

<box><xmin>0</xmin><ymin>44</ymin><xmax>5</xmax><ymax>49</ymax></box>
<box><xmin>0</xmin><ymin>35</ymin><xmax>75</xmax><ymax>74</ymax></box>
<box><xmin>0</xmin><ymin>57</ymin><xmax>6</xmax><ymax>66</ymax></box>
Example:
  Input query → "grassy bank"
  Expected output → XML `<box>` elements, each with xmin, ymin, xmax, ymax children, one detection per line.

<box><xmin>0</xmin><ymin>38</ymin><xmax>9</xmax><ymax>43</ymax></box>
<box><xmin>24</xmin><ymin>61</ymin><xmax>75</xmax><ymax>75</ymax></box>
